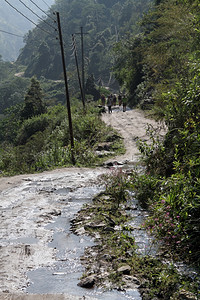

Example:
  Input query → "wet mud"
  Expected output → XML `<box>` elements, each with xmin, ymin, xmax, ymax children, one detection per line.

<box><xmin>0</xmin><ymin>108</ymin><xmax>164</xmax><ymax>299</ymax></box>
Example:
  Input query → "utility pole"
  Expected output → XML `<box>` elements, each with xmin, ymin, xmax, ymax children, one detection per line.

<box><xmin>75</xmin><ymin>27</ymin><xmax>88</xmax><ymax>106</ymax></box>
<box><xmin>72</xmin><ymin>34</ymin><xmax>85</xmax><ymax>109</ymax></box>
<box><xmin>81</xmin><ymin>27</ymin><xmax>85</xmax><ymax>105</ymax></box>
<box><xmin>56</xmin><ymin>12</ymin><xmax>75</xmax><ymax>165</ymax></box>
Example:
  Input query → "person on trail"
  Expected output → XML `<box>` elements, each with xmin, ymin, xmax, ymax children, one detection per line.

<box><xmin>113</xmin><ymin>94</ymin><xmax>117</xmax><ymax>106</ymax></box>
<box><xmin>101</xmin><ymin>94</ymin><xmax>106</xmax><ymax>106</ymax></box>
<box><xmin>122</xmin><ymin>95</ymin><xmax>127</xmax><ymax>112</ymax></box>
<box><xmin>110</xmin><ymin>94</ymin><xmax>113</xmax><ymax>105</ymax></box>
<box><xmin>107</xmin><ymin>96</ymin><xmax>112</xmax><ymax>114</ymax></box>
<box><xmin>118</xmin><ymin>93</ymin><xmax>122</xmax><ymax>106</ymax></box>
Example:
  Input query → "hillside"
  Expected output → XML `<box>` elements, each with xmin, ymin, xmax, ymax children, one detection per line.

<box><xmin>0</xmin><ymin>0</ymin><xmax>55</xmax><ymax>61</ymax></box>
<box><xmin>16</xmin><ymin>0</ymin><xmax>152</xmax><ymax>84</ymax></box>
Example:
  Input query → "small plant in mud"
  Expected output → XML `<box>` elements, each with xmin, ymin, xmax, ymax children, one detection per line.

<box><xmin>137</xmin><ymin>124</ymin><xmax>167</xmax><ymax>176</ymax></box>
<box><xmin>100</xmin><ymin>168</ymin><xmax>130</xmax><ymax>210</ymax></box>
<box><xmin>129</xmin><ymin>170</ymin><xmax>161</xmax><ymax>209</ymax></box>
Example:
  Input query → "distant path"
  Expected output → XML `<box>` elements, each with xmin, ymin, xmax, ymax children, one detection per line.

<box><xmin>101</xmin><ymin>106</ymin><xmax>166</xmax><ymax>164</ymax></box>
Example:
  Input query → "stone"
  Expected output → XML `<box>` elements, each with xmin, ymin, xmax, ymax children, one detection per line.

<box><xmin>105</xmin><ymin>161</ymin><xmax>122</xmax><ymax>167</ymax></box>
<box><xmin>75</xmin><ymin>227</ymin><xmax>86</xmax><ymax>235</ymax></box>
<box><xmin>104</xmin><ymin>226</ymin><xmax>115</xmax><ymax>232</ymax></box>
<box><xmin>122</xmin><ymin>275</ymin><xmax>140</xmax><ymax>285</ymax></box>
<box><xmin>117</xmin><ymin>265</ymin><xmax>131</xmax><ymax>275</ymax></box>
<box><xmin>178</xmin><ymin>289</ymin><xmax>197</xmax><ymax>300</ymax></box>
<box><xmin>77</xmin><ymin>275</ymin><xmax>96</xmax><ymax>288</ymax></box>
<box><xmin>95</xmin><ymin>142</ymin><xmax>112</xmax><ymax>151</ymax></box>
<box><xmin>84</xmin><ymin>222</ymin><xmax>106</xmax><ymax>230</ymax></box>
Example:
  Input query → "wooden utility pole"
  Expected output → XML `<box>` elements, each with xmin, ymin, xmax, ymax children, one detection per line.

<box><xmin>72</xmin><ymin>34</ymin><xmax>85</xmax><ymax>109</ymax></box>
<box><xmin>56</xmin><ymin>12</ymin><xmax>75</xmax><ymax>165</ymax></box>
<box><xmin>75</xmin><ymin>27</ymin><xmax>88</xmax><ymax>106</ymax></box>
<box><xmin>81</xmin><ymin>27</ymin><xmax>85</xmax><ymax>105</ymax></box>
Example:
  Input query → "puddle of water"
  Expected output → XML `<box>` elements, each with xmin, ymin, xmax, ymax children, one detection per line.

<box><xmin>54</xmin><ymin>187</ymin><xmax>72</xmax><ymax>195</ymax></box>
<box><xmin>126</xmin><ymin>197</ymin><xmax>158</xmax><ymax>256</ymax></box>
<box><xmin>128</xmin><ymin>197</ymin><xmax>200</xmax><ymax>288</ymax></box>
<box><xmin>27</xmin><ymin>220</ymin><xmax>141</xmax><ymax>299</ymax></box>
<box><xmin>28</xmin><ymin>267</ymin><xmax>141</xmax><ymax>299</ymax></box>
<box><xmin>26</xmin><ymin>185</ymin><xmax>142</xmax><ymax>299</ymax></box>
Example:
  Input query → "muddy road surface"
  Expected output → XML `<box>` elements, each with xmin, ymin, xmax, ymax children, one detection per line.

<box><xmin>0</xmin><ymin>108</ymin><xmax>165</xmax><ymax>299</ymax></box>
<box><xmin>101</xmin><ymin>107</ymin><xmax>165</xmax><ymax>164</ymax></box>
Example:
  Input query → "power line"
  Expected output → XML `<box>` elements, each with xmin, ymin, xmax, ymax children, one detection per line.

<box><xmin>28</xmin><ymin>0</ymin><xmax>56</xmax><ymax>22</ymax></box>
<box><xmin>18</xmin><ymin>0</ymin><xmax>57</xmax><ymax>31</ymax></box>
<box><xmin>0</xmin><ymin>29</ymin><xmax>24</xmax><ymax>38</ymax></box>
<box><xmin>41</xmin><ymin>0</ymin><xmax>53</xmax><ymax>11</ymax></box>
<box><xmin>4</xmin><ymin>0</ymin><xmax>57</xmax><ymax>38</ymax></box>
<box><xmin>0</xmin><ymin>27</ymin><xmax>57</xmax><ymax>51</ymax></box>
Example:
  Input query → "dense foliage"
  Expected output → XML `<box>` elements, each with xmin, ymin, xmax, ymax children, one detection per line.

<box><xmin>0</xmin><ymin>59</ymin><xmax>66</xmax><ymax>115</ymax></box>
<box><xmin>16</xmin><ymin>0</ymin><xmax>152</xmax><ymax>85</ymax></box>
<box><xmin>0</xmin><ymin>80</ymin><xmax>124</xmax><ymax>175</ymax></box>
<box><xmin>114</xmin><ymin>0</ymin><xmax>200</xmax><ymax>107</ymax></box>
<box><xmin>117</xmin><ymin>0</ymin><xmax>200</xmax><ymax>268</ymax></box>
<box><xmin>0</xmin><ymin>0</ymin><xmax>152</xmax><ymax>114</ymax></box>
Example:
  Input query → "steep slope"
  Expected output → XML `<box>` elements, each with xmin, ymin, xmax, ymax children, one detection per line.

<box><xmin>16</xmin><ymin>0</ymin><xmax>152</xmax><ymax>83</ymax></box>
<box><xmin>0</xmin><ymin>0</ymin><xmax>55</xmax><ymax>61</ymax></box>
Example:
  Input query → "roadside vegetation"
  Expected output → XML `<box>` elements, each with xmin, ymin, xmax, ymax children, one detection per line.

<box><xmin>0</xmin><ymin>76</ymin><xmax>124</xmax><ymax>175</ymax></box>
<box><xmin>70</xmin><ymin>0</ymin><xmax>199</xmax><ymax>297</ymax></box>
<box><xmin>72</xmin><ymin>169</ymin><xmax>199</xmax><ymax>299</ymax></box>
<box><xmin>112</xmin><ymin>0</ymin><xmax>200</xmax><ymax>273</ymax></box>
<box><xmin>0</xmin><ymin>0</ymin><xmax>200</xmax><ymax>297</ymax></box>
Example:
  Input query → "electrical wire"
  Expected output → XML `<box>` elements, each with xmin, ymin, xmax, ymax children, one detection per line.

<box><xmin>28</xmin><ymin>0</ymin><xmax>56</xmax><ymax>22</ymax></box>
<box><xmin>0</xmin><ymin>29</ymin><xmax>24</xmax><ymax>38</ymax></box>
<box><xmin>18</xmin><ymin>0</ymin><xmax>57</xmax><ymax>31</ymax></box>
<box><xmin>0</xmin><ymin>28</ymin><xmax>45</xmax><ymax>44</ymax></box>
<box><xmin>41</xmin><ymin>0</ymin><xmax>53</xmax><ymax>11</ymax></box>
<box><xmin>4</xmin><ymin>0</ymin><xmax>57</xmax><ymax>39</ymax></box>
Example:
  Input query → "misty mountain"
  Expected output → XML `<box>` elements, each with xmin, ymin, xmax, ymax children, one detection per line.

<box><xmin>17</xmin><ymin>0</ymin><xmax>152</xmax><ymax>85</ymax></box>
<box><xmin>0</xmin><ymin>0</ymin><xmax>55</xmax><ymax>61</ymax></box>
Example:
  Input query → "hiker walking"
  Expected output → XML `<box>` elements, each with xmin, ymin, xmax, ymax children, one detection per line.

<box><xmin>118</xmin><ymin>93</ymin><xmax>122</xmax><ymax>106</ymax></box>
<box><xmin>101</xmin><ymin>94</ymin><xmax>106</xmax><ymax>106</ymax></box>
<box><xmin>122</xmin><ymin>95</ymin><xmax>127</xmax><ymax>112</ymax></box>
<box><xmin>113</xmin><ymin>94</ymin><xmax>117</xmax><ymax>106</ymax></box>
<box><xmin>107</xmin><ymin>96</ymin><xmax>112</xmax><ymax>114</ymax></box>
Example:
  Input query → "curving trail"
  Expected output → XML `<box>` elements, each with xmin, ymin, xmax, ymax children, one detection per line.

<box><xmin>101</xmin><ymin>107</ymin><xmax>165</xmax><ymax>164</ymax></box>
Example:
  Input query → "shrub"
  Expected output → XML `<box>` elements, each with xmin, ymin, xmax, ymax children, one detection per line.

<box><xmin>16</xmin><ymin>114</ymin><xmax>50</xmax><ymax>145</ymax></box>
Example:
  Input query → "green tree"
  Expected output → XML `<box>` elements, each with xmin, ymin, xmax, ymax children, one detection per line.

<box><xmin>113</xmin><ymin>34</ymin><xmax>144</xmax><ymax>105</ymax></box>
<box><xmin>85</xmin><ymin>74</ymin><xmax>100</xmax><ymax>101</ymax></box>
<box><xmin>17</xmin><ymin>0</ymin><xmax>152</xmax><ymax>87</ymax></box>
<box><xmin>0</xmin><ymin>103</ymin><xmax>22</xmax><ymax>143</ymax></box>
<box><xmin>20</xmin><ymin>77</ymin><xmax>47</xmax><ymax>120</ymax></box>
<box><xmin>0</xmin><ymin>77</ymin><xmax>29</xmax><ymax>114</ymax></box>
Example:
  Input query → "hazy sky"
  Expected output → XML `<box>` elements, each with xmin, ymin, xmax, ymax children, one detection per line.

<box><xmin>0</xmin><ymin>0</ymin><xmax>55</xmax><ymax>60</ymax></box>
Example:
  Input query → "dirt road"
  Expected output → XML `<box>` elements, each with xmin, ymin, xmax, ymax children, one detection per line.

<box><xmin>102</xmin><ymin>107</ymin><xmax>165</xmax><ymax>164</ymax></box>
<box><xmin>0</xmin><ymin>108</ymin><xmax>165</xmax><ymax>300</ymax></box>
